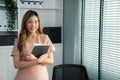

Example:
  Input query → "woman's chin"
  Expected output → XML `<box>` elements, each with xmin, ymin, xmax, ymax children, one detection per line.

<box><xmin>29</xmin><ymin>30</ymin><xmax>36</xmax><ymax>33</ymax></box>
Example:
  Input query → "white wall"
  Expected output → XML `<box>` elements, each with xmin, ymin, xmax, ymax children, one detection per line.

<box><xmin>47</xmin><ymin>44</ymin><xmax>63</xmax><ymax>80</ymax></box>
<box><xmin>0</xmin><ymin>10</ymin><xmax>7</xmax><ymax>31</ymax></box>
<box><xmin>0</xmin><ymin>46</ymin><xmax>17</xmax><ymax>80</ymax></box>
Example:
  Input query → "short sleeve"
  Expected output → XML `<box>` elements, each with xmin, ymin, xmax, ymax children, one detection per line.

<box><xmin>46</xmin><ymin>35</ymin><xmax>56</xmax><ymax>53</ymax></box>
<box><xmin>11</xmin><ymin>38</ymin><xmax>20</xmax><ymax>56</ymax></box>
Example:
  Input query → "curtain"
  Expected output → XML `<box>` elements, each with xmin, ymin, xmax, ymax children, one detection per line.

<box><xmin>73</xmin><ymin>0</ymin><xmax>82</xmax><ymax>64</ymax></box>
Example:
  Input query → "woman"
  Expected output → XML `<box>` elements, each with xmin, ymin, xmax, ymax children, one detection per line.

<box><xmin>11</xmin><ymin>10</ymin><xmax>56</xmax><ymax>80</ymax></box>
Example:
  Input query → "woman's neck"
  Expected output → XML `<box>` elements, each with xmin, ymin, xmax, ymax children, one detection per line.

<box><xmin>27</xmin><ymin>32</ymin><xmax>38</xmax><ymax>43</ymax></box>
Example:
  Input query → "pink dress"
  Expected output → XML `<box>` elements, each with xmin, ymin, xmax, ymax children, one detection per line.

<box><xmin>11</xmin><ymin>34</ymin><xmax>56</xmax><ymax>80</ymax></box>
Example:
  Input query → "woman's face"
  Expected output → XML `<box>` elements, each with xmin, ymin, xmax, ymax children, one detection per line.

<box><xmin>26</xmin><ymin>15</ymin><xmax>39</xmax><ymax>33</ymax></box>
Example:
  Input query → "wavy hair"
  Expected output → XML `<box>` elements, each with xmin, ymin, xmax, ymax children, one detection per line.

<box><xmin>18</xmin><ymin>10</ymin><xmax>43</xmax><ymax>54</ymax></box>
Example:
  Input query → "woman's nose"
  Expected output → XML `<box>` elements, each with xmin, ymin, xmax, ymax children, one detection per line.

<box><xmin>31</xmin><ymin>22</ymin><xmax>35</xmax><ymax>26</ymax></box>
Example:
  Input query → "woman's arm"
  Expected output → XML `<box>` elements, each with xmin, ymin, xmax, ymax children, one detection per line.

<box><xmin>13</xmin><ymin>52</ymin><xmax>52</xmax><ymax>69</ymax></box>
<box><xmin>13</xmin><ymin>52</ymin><xmax>54</xmax><ymax>69</ymax></box>
<box><xmin>39</xmin><ymin>52</ymin><xmax>54</xmax><ymax>65</ymax></box>
<box><xmin>25</xmin><ymin>52</ymin><xmax>54</xmax><ymax>65</ymax></box>
<box><xmin>13</xmin><ymin>54</ymin><xmax>39</xmax><ymax>69</ymax></box>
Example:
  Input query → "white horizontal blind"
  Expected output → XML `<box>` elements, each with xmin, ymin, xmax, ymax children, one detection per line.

<box><xmin>83</xmin><ymin>0</ymin><xmax>100</xmax><ymax>79</ymax></box>
<box><xmin>102</xmin><ymin>0</ymin><xmax>120</xmax><ymax>80</ymax></box>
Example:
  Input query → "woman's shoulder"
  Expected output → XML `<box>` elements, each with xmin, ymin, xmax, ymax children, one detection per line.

<box><xmin>39</xmin><ymin>34</ymin><xmax>49</xmax><ymax>38</ymax></box>
<box><xmin>15</xmin><ymin>38</ymin><xmax>19</xmax><ymax>41</ymax></box>
<box><xmin>37</xmin><ymin>34</ymin><xmax>50</xmax><ymax>42</ymax></box>
<box><xmin>14</xmin><ymin>38</ymin><xmax>19</xmax><ymax>44</ymax></box>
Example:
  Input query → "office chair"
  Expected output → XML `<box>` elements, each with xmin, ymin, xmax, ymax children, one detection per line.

<box><xmin>52</xmin><ymin>64</ymin><xmax>89</xmax><ymax>80</ymax></box>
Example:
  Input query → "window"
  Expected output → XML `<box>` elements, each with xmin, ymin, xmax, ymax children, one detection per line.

<box><xmin>0</xmin><ymin>0</ymin><xmax>5</xmax><ymax>6</ymax></box>
<box><xmin>83</xmin><ymin>0</ymin><xmax>100</xmax><ymax>79</ymax></box>
<box><xmin>82</xmin><ymin>0</ymin><xmax>120</xmax><ymax>80</ymax></box>
<box><xmin>101</xmin><ymin>0</ymin><xmax>120</xmax><ymax>79</ymax></box>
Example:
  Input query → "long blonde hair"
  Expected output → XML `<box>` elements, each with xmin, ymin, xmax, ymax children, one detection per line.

<box><xmin>18</xmin><ymin>10</ymin><xmax>43</xmax><ymax>53</ymax></box>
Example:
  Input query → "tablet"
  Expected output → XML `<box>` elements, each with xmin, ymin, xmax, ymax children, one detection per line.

<box><xmin>31</xmin><ymin>44</ymin><xmax>50</xmax><ymax>58</ymax></box>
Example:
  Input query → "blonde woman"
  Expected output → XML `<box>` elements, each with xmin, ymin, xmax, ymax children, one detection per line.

<box><xmin>11</xmin><ymin>10</ymin><xmax>55</xmax><ymax>80</ymax></box>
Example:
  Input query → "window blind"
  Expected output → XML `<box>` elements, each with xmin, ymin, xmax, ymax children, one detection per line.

<box><xmin>83</xmin><ymin>0</ymin><xmax>100</xmax><ymax>79</ymax></box>
<box><xmin>102</xmin><ymin>0</ymin><xmax>120</xmax><ymax>80</ymax></box>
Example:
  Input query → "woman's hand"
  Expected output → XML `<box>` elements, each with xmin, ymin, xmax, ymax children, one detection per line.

<box><xmin>38</xmin><ymin>53</ymin><xmax>48</xmax><ymax>63</ymax></box>
<box><xmin>25</xmin><ymin>53</ymin><xmax>37</xmax><ymax>61</ymax></box>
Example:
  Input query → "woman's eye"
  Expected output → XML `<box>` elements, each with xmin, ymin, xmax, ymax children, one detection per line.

<box><xmin>28</xmin><ymin>21</ymin><xmax>32</xmax><ymax>23</ymax></box>
<box><xmin>35</xmin><ymin>21</ymin><xmax>38</xmax><ymax>23</ymax></box>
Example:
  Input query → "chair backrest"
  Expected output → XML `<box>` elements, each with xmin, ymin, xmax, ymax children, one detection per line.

<box><xmin>52</xmin><ymin>64</ymin><xmax>89</xmax><ymax>80</ymax></box>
